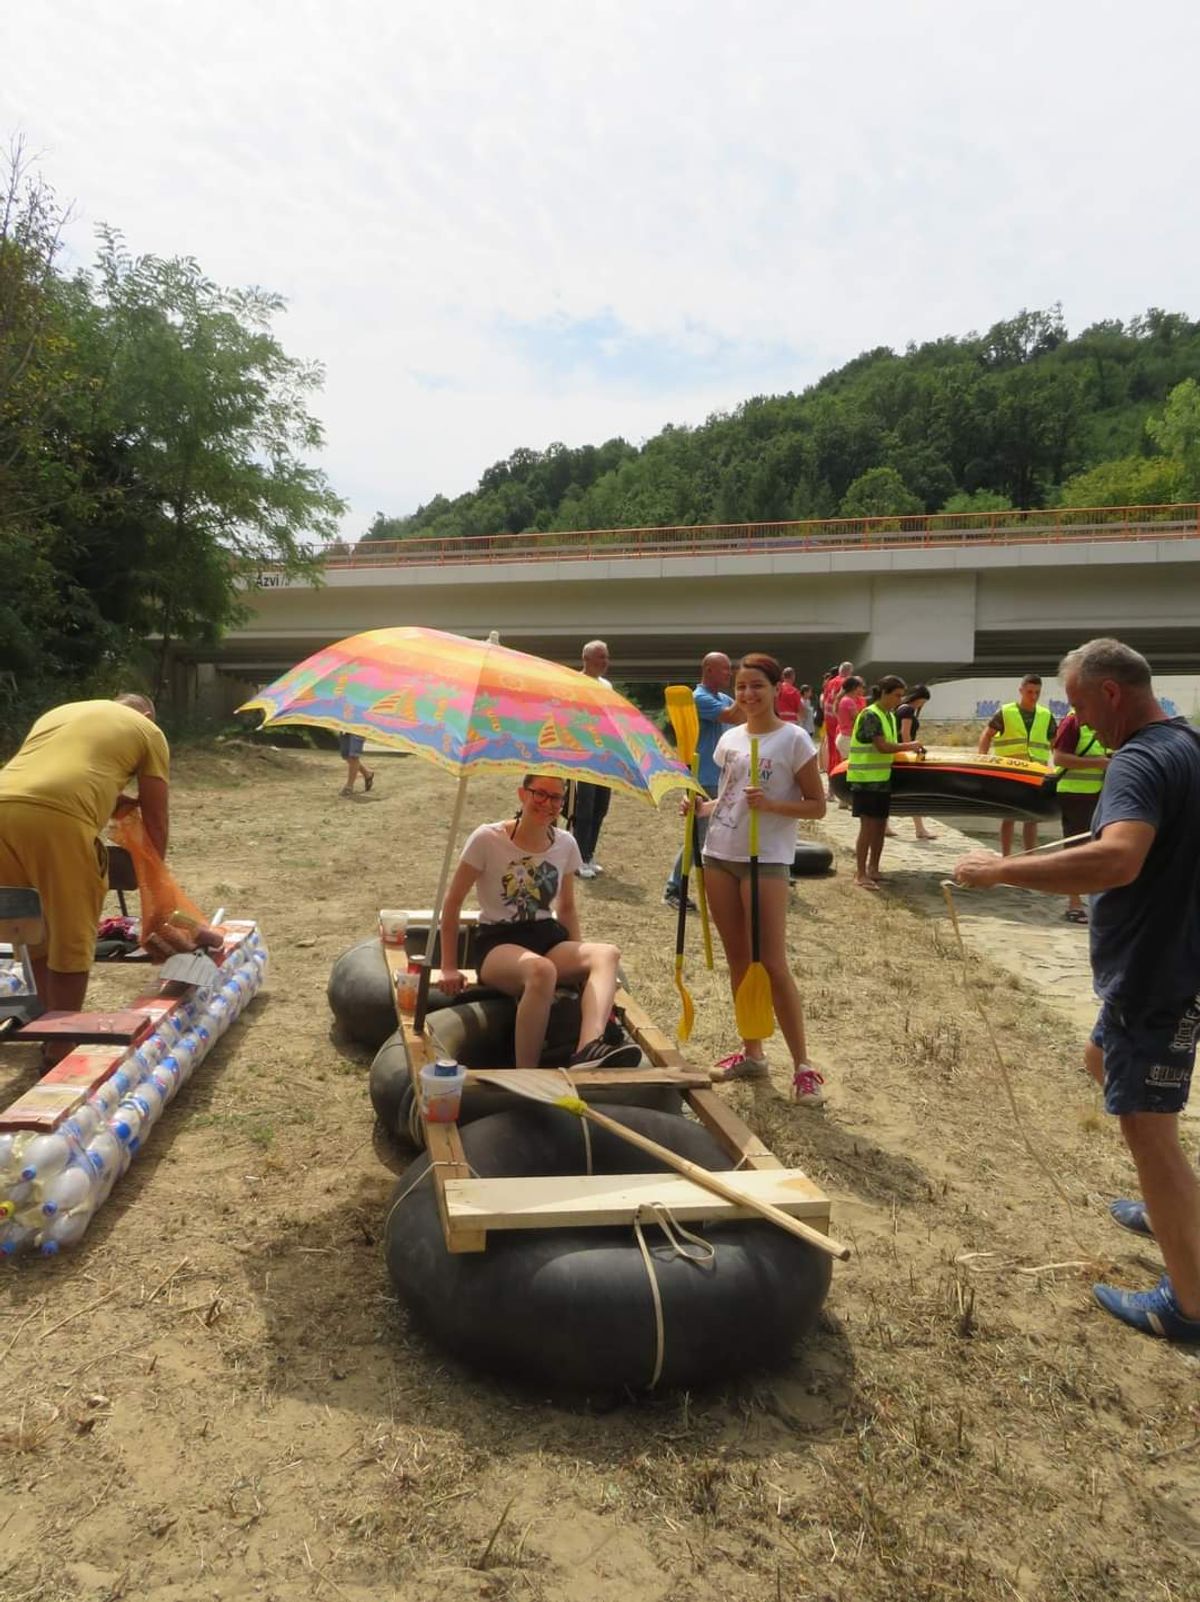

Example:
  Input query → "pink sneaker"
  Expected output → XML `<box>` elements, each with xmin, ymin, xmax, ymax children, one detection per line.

<box><xmin>791</xmin><ymin>1065</ymin><xmax>827</xmax><ymax>1107</ymax></box>
<box><xmin>712</xmin><ymin>1051</ymin><xmax>769</xmax><ymax>1083</ymax></box>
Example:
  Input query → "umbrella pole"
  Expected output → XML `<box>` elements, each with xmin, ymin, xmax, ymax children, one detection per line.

<box><xmin>415</xmin><ymin>770</ymin><xmax>471</xmax><ymax>1032</ymax></box>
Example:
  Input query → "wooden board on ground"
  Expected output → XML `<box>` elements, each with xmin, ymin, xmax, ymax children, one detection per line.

<box><xmin>683</xmin><ymin>1087</ymin><xmax>784</xmax><ymax>1171</ymax></box>
<box><xmin>443</xmin><ymin>1168</ymin><xmax>831</xmax><ymax>1238</ymax></box>
<box><xmin>13</xmin><ymin>1009</ymin><xmax>154</xmax><ymax>1044</ymax></box>
<box><xmin>0</xmin><ymin>1043</ymin><xmax>130</xmax><ymax>1130</ymax></box>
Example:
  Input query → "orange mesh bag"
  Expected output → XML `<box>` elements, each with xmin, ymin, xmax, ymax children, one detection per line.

<box><xmin>109</xmin><ymin>813</ymin><xmax>206</xmax><ymax>956</ymax></box>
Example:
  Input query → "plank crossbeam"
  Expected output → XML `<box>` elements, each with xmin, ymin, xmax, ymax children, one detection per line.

<box><xmin>443</xmin><ymin>1169</ymin><xmax>830</xmax><ymax>1235</ymax></box>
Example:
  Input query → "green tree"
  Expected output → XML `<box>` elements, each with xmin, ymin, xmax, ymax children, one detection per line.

<box><xmin>84</xmin><ymin>232</ymin><xmax>345</xmax><ymax>692</ymax></box>
<box><xmin>940</xmin><ymin>488</ymin><xmax>1013</xmax><ymax>514</ymax></box>
<box><xmin>1056</xmin><ymin>455</ymin><xmax>1178</xmax><ymax>508</ymax></box>
<box><xmin>838</xmin><ymin>466</ymin><xmax>922</xmax><ymax>518</ymax></box>
<box><xmin>1145</xmin><ymin>377</ymin><xmax>1200</xmax><ymax>496</ymax></box>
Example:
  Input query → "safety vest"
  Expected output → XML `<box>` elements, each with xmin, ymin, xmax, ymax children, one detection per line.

<box><xmin>1056</xmin><ymin>720</ymin><xmax>1110</xmax><ymax>795</ymax></box>
<box><xmin>848</xmin><ymin>704</ymin><xmax>898</xmax><ymax>786</ymax></box>
<box><xmin>993</xmin><ymin>701</ymin><xmax>1052</xmax><ymax>763</ymax></box>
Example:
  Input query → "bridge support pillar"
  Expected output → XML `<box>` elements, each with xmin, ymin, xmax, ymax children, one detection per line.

<box><xmin>860</xmin><ymin>571</ymin><xmax>976</xmax><ymax>682</ymax></box>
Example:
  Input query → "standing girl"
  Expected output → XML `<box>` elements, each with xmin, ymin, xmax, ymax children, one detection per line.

<box><xmin>699</xmin><ymin>654</ymin><xmax>828</xmax><ymax>1106</ymax></box>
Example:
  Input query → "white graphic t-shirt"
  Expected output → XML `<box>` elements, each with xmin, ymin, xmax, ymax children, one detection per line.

<box><xmin>459</xmin><ymin>823</ymin><xmax>583</xmax><ymax>923</ymax></box>
<box><xmin>704</xmin><ymin>723</ymin><xmax>819</xmax><ymax>864</ymax></box>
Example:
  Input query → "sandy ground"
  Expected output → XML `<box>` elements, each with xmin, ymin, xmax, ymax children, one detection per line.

<box><xmin>2</xmin><ymin>743</ymin><xmax>1198</xmax><ymax>1602</ymax></box>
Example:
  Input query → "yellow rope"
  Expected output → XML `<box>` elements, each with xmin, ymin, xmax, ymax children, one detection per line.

<box><xmin>632</xmin><ymin>1202</ymin><xmax>716</xmax><ymax>1388</ymax></box>
<box><xmin>940</xmin><ymin>879</ymin><xmax>1100</xmax><ymax>1268</ymax></box>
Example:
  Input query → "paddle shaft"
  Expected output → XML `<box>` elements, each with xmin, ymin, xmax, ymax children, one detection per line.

<box><xmin>749</xmin><ymin>738</ymin><xmax>761</xmax><ymax>963</ymax></box>
<box><xmin>579</xmin><ymin>1101</ymin><xmax>850</xmax><ymax>1261</ymax></box>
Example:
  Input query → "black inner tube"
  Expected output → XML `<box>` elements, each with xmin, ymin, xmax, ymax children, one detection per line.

<box><xmin>385</xmin><ymin>1103</ymin><xmax>832</xmax><ymax>1396</ymax></box>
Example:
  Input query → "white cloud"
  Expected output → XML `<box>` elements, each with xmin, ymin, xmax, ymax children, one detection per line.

<box><xmin>6</xmin><ymin>0</ymin><xmax>1199</xmax><ymax>533</ymax></box>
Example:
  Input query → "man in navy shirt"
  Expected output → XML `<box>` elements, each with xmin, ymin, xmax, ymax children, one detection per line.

<box><xmin>663</xmin><ymin>652</ymin><xmax>744</xmax><ymax>910</ymax></box>
<box><xmin>955</xmin><ymin>638</ymin><xmax>1200</xmax><ymax>1345</ymax></box>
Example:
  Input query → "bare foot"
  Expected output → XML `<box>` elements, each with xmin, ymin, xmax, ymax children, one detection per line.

<box><xmin>915</xmin><ymin>830</ymin><xmax>938</xmax><ymax>841</ymax></box>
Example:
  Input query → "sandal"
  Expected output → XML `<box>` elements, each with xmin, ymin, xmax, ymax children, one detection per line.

<box><xmin>364</xmin><ymin>771</ymin><xmax>375</xmax><ymax>792</ymax></box>
<box><xmin>1063</xmin><ymin>908</ymin><xmax>1088</xmax><ymax>924</ymax></box>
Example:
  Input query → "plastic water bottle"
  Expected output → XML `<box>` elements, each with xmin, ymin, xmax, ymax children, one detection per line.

<box><xmin>39</xmin><ymin>1165</ymin><xmax>96</xmax><ymax>1218</ymax></box>
<box><xmin>111</xmin><ymin>1102</ymin><xmax>143</xmax><ymax>1147</ymax></box>
<box><xmin>0</xmin><ymin>1132</ymin><xmax>17</xmax><ymax>1171</ymax></box>
<box><xmin>85</xmin><ymin>1129</ymin><xmax>124</xmax><ymax>1183</ymax></box>
<box><xmin>40</xmin><ymin>1208</ymin><xmax>93</xmax><ymax>1252</ymax></box>
<box><xmin>1</xmin><ymin>1220</ymin><xmax>38</xmax><ymax>1255</ymax></box>
<box><xmin>62</xmin><ymin>1104</ymin><xmax>100</xmax><ymax>1146</ymax></box>
<box><xmin>131</xmin><ymin>1080</ymin><xmax>164</xmax><ymax>1129</ymax></box>
<box><xmin>14</xmin><ymin>1132</ymin><xmax>74</xmax><ymax>1185</ymax></box>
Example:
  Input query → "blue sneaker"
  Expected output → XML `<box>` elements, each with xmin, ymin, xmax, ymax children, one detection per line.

<box><xmin>1109</xmin><ymin>1199</ymin><xmax>1154</xmax><ymax>1238</ymax></box>
<box><xmin>1092</xmin><ymin>1275</ymin><xmax>1200</xmax><ymax>1343</ymax></box>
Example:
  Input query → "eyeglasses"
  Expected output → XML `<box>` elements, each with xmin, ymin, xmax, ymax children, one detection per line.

<box><xmin>524</xmin><ymin>786</ymin><xmax>565</xmax><ymax>807</ymax></box>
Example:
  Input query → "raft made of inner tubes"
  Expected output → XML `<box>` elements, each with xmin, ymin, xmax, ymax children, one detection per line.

<box><xmin>385</xmin><ymin>1103</ymin><xmax>832</xmax><ymax>1396</ymax></box>
<box><xmin>830</xmin><ymin>750</ymin><xmax>1060</xmax><ymax>819</ymax></box>
<box><xmin>791</xmin><ymin>840</ymin><xmax>834</xmax><ymax>876</ymax></box>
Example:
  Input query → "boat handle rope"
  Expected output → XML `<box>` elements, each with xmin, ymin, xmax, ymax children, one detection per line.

<box><xmin>633</xmin><ymin>1201</ymin><xmax>717</xmax><ymax>1390</ymax></box>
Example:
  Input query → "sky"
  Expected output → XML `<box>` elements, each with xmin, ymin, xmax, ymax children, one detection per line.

<box><xmin>6</xmin><ymin>0</ymin><xmax>1200</xmax><ymax>538</ymax></box>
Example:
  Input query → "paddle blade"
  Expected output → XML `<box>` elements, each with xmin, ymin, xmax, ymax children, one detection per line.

<box><xmin>471</xmin><ymin>1067</ymin><xmax>576</xmax><ymax>1104</ymax></box>
<box><xmin>665</xmin><ymin>686</ymin><xmax>700</xmax><ymax>767</ymax></box>
<box><xmin>735</xmin><ymin>962</ymin><xmax>774</xmax><ymax>1040</ymax></box>
<box><xmin>674</xmin><ymin>958</ymin><xmax>695</xmax><ymax>1044</ymax></box>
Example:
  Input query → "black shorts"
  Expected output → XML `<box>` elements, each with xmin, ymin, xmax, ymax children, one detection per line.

<box><xmin>1059</xmin><ymin>792</ymin><xmax>1098</xmax><ymax>841</ymax></box>
<box><xmin>475</xmin><ymin>918</ymin><xmax>572</xmax><ymax>972</ymax></box>
<box><xmin>1090</xmin><ymin>994</ymin><xmax>1200</xmax><ymax>1115</ymax></box>
<box><xmin>851</xmin><ymin>788</ymin><xmax>892</xmax><ymax>820</ymax></box>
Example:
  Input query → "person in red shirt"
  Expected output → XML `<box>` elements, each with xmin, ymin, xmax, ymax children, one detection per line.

<box><xmin>775</xmin><ymin>666</ymin><xmax>802</xmax><ymax>724</ymax></box>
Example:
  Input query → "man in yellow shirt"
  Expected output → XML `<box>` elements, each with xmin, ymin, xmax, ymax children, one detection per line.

<box><xmin>0</xmin><ymin>695</ymin><xmax>170</xmax><ymax>1014</ymax></box>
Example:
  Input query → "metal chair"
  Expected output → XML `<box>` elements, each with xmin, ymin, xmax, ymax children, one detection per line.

<box><xmin>0</xmin><ymin>886</ymin><xmax>44</xmax><ymax>1031</ymax></box>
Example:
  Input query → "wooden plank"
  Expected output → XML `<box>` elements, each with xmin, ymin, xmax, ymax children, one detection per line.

<box><xmin>685</xmin><ymin>1087</ymin><xmax>783</xmax><ymax>1171</ymax></box>
<box><xmin>13</xmin><ymin>1010</ymin><xmax>153</xmax><ymax>1045</ymax></box>
<box><xmin>462</xmin><ymin>1066</ymin><xmax>711</xmax><ymax>1091</ymax></box>
<box><xmin>443</xmin><ymin>1169</ymin><xmax>830</xmax><ymax>1235</ymax></box>
<box><xmin>0</xmin><ymin>1043</ymin><xmax>129</xmax><ymax>1131</ymax></box>
<box><xmin>614</xmin><ymin>989</ymin><xmax>695</xmax><ymax>1070</ymax></box>
<box><xmin>398</xmin><ymin>1002</ymin><xmax>486</xmax><ymax>1252</ymax></box>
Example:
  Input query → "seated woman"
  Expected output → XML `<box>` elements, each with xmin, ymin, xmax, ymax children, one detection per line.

<box><xmin>436</xmin><ymin>774</ymin><xmax>640</xmax><ymax>1070</ymax></box>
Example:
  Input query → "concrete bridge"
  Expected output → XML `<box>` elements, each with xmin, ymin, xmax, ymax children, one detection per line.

<box><xmin>182</xmin><ymin>506</ymin><xmax>1200</xmax><ymax>712</ymax></box>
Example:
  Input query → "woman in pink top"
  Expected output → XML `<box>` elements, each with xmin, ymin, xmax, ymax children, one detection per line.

<box><xmin>834</xmin><ymin>676</ymin><xmax>866</xmax><ymax>762</ymax></box>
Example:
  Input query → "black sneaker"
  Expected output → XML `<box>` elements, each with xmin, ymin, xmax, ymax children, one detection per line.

<box><xmin>662</xmin><ymin>887</ymin><xmax>697</xmax><ymax>911</ymax></box>
<box><xmin>568</xmin><ymin>1037</ymin><xmax>643</xmax><ymax>1070</ymax></box>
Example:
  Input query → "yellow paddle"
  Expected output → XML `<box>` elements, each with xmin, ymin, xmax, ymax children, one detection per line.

<box><xmin>664</xmin><ymin>687</ymin><xmax>699</xmax><ymax>1040</ymax></box>
<box><xmin>665</xmin><ymin>686</ymin><xmax>714</xmax><ymax>973</ymax></box>
<box><xmin>734</xmin><ymin>736</ymin><xmax>775</xmax><ymax>1041</ymax></box>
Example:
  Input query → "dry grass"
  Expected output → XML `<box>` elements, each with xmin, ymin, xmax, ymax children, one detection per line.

<box><xmin>1</xmin><ymin>743</ymin><xmax>1197</xmax><ymax>1602</ymax></box>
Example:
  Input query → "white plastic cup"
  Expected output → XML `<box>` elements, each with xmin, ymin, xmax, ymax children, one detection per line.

<box><xmin>379</xmin><ymin>909</ymin><xmax>409</xmax><ymax>948</ymax></box>
<box><xmin>419</xmin><ymin>1060</ymin><xmax>468</xmax><ymax>1124</ymax></box>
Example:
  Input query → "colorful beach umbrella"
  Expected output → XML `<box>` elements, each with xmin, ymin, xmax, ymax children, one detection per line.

<box><xmin>238</xmin><ymin>626</ymin><xmax>694</xmax><ymax>806</ymax></box>
<box><xmin>238</xmin><ymin>628</ymin><xmax>698</xmax><ymax>1013</ymax></box>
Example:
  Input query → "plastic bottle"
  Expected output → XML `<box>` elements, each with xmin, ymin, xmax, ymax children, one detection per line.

<box><xmin>14</xmin><ymin>1132</ymin><xmax>74</xmax><ymax>1185</ymax></box>
<box><xmin>62</xmin><ymin>1104</ymin><xmax>100</xmax><ymax>1146</ymax></box>
<box><xmin>39</xmin><ymin>1208</ymin><xmax>93</xmax><ymax>1251</ymax></box>
<box><xmin>39</xmin><ymin>1164</ymin><xmax>96</xmax><ymax>1218</ymax></box>
<box><xmin>419</xmin><ymin>1057</ymin><xmax>468</xmax><ymax>1124</ymax></box>
<box><xmin>85</xmin><ymin>1129</ymin><xmax>125</xmax><ymax>1184</ymax></box>
<box><xmin>1</xmin><ymin>1220</ymin><xmax>38</xmax><ymax>1256</ymax></box>
<box><xmin>111</xmin><ymin>1102</ymin><xmax>143</xmax><ymax>1148</ymax></box>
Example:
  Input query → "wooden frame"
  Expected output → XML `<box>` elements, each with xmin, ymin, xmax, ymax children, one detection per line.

<box><xmin>385</xmin><ymin>919</ymin><xmax>831</xmax><ymax>1256</ymax></box>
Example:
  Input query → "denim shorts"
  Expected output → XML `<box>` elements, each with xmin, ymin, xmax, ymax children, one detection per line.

<box><xmin>1090</xmin><ymin>994</ymin><xmax>1200</xmax><ymax>1115</ymax></box>
<box><xmin>338</xmin><ymin>733</ymin><xmax>366</xmax><ymax>759</ymax></box>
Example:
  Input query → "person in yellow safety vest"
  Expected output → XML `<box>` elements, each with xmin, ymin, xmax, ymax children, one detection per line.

<box><xmin>977</xmin><ymin>673</ymin><xmax>1058</xmax><ymax>857</ymax></box>
<box><xmin>1052</xmin><ymin>708</ymin><xmax>1112</xmax><ymax>923</ymax></box>
<box><xmin>848</xmin><ymin>675</ymin><xmax>926</xmax><ymax>890</ymax></box>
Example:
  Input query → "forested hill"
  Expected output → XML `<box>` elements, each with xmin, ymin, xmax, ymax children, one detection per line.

<box><xmin>367</xmin><ymin>307</ymin><xmax>1200</xmax><ymax>543</ymax></box>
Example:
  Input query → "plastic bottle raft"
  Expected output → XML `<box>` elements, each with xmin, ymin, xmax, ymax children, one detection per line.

<box><xmin>0</xmin><ymin>923</ymin><xmax>267</xmax><ymax>1257</ymax></box>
